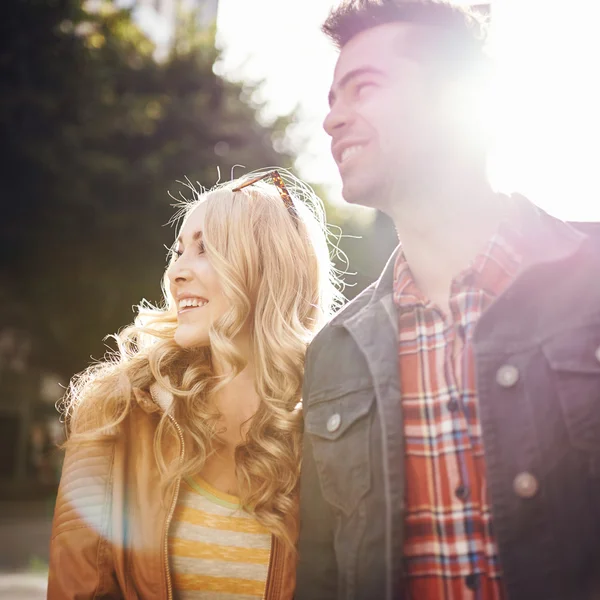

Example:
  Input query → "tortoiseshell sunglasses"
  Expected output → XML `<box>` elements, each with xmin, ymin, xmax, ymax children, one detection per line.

<box><xmin>232</xmin><ymin>170</ymin><xmax>299</xmax><ymax>223</ymax></box>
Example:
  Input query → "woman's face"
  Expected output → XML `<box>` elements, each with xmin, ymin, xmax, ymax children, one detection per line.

<box><xmin>167</xmin><ymin>203</ymin><xmax>232</xmax><ymax>349</ymax></box>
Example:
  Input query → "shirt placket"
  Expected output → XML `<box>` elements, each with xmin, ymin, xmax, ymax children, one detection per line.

<box><xmin>447</xmin><ymin>287</ymin><xmax>485</xmax><ymax>598</ymax></box>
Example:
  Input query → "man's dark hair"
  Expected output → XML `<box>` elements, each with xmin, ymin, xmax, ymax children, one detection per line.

<box><xmin>322</xmin><ymin>1</ymin><xmax>489</xmax><ymax>79</ymax></box>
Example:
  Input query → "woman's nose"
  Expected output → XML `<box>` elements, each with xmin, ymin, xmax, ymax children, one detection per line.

<box><xmin>167</xmin><ymin>256</ymin><xmax>192</xmax><ymax>284</ymax></box>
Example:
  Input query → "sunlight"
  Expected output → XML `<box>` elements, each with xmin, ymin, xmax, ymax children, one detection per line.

<box><xmin>487</xmin><ymin>0</ymin><xmax>600</xmax><ymax>220</ymax></box>
<box><xmin>217</xmin><ymin>0</ymin><xmax>600</xmax><ymax>220</ymax></box>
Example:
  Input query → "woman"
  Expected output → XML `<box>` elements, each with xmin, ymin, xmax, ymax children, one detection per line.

<box><xmin>48</xmin><ymin>170</ymin><xmax>340</xmax><ymax>600</ymax></box>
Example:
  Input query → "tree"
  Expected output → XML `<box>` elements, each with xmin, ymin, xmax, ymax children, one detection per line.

<box><xmin>0</xmin><ymin>0</ymin><xmax>294</xmax><ymax>380</ymax></box>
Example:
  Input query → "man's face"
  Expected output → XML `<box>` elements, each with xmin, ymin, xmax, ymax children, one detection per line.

<box><xmin>324</xmin><ymin>22</ymin><xmax>440</xmax><ymax>211</ymax></box>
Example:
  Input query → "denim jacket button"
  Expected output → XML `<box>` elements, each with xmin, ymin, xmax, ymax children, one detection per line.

<box><xmin>513</xmin><ymin>471</ymin><xmax>539</xmax><ymax>498</ymax></box>
<box><xmin>327</xmin><ymin>413</ymin><xmax>341</xmax><ymax>433</ymax></box>
<box><xmin>595</xmin><ymin>345</ymin><xmax>600</xmax><ymax>363</ymax></box>
<box><xmin>496</xmin><ymin>364</ymin><xmax>519</xmax><ymax>388</ymax></box>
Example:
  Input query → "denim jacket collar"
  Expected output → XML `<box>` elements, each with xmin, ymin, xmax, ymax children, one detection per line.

<box><xmin>331</xmin><ymin>244</ymin><xmax>400</xmax><ymax>335</ymax></box>
<box><xmin>332</xmin><ymin>198</ymin><xmax>588</xmax><ymax>334</ymax></box>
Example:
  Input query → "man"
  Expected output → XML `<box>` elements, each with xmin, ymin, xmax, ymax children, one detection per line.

<box><xmin>296</xmin><ymin>2</ymin><xmax>600</xmax><ymax>600</ymax></box>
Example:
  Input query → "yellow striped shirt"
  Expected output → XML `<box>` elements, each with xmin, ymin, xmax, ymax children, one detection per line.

<box><xmin>169</xmin><ymin>476</ymin><xmax>272</xmax><ymax>600</ymax></box>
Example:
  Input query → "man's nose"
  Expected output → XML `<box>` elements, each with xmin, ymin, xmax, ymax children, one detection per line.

<box><xmin>323</xmin><ymin>100</ymin><xmax>352</xmax><ymax>137</ymax></box>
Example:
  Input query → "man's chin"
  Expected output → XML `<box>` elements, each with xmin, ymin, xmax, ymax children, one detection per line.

<box><xmin>340</xmin><ymin>174</ymin><xmax>383</xmax><ymax>209</ymax></box>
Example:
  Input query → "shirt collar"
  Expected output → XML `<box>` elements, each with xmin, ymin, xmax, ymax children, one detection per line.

<box><xmin>393</xmin><ymin>195</ymin><xmax>525</xmax><ymax>308</ymax></box>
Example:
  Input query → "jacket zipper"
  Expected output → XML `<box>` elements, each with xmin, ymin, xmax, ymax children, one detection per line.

<box><xmin>165</xmin><ymin>414</ymin><xmax>185</xmax><ymax>600</ymax></box>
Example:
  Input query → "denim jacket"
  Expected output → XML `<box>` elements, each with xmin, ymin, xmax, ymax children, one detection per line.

<box><xmin>296</xmin><ymin>201</ymin><xmax>600</xmax><ymax>600</ymax></box>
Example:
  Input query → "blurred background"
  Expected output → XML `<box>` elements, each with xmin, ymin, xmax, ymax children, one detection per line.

<box><xmin>0</xmin><ymin>0</ymin><xmax>598</xmax><ymax>596</ymax></box>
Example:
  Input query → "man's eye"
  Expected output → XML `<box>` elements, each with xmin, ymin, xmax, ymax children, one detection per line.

<box><xmin>356</xmin><ymin>82</ymin><xmax>376</xmax><ymax>98</ymax></box>
<box><xmin>197</xmin><ymin>241</ymin><xmax>205</xmax><ymax>254</ymax></box>
<box><xmin>171</xmin><ymin>248</ymin><xmax>183</xmax><ymax>260</ymax></box>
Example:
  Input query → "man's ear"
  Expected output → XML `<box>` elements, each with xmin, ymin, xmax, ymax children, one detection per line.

<box><xmin>436</xmin><ymin>60</ymin><xmax>495</xmax><ymax>146</ymax></box>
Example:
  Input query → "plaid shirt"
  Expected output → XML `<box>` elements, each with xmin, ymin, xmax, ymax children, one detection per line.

<box><xmin>393</xmin><ymin>228</ymin><xmax>522</xmax><ymax>600</ymax></box>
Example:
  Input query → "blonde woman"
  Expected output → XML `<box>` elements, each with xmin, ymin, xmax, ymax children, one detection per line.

<box><xmin>48</xmin><ymin>170</ymin><xmax>340</xmax><ymax>600</ymax></box>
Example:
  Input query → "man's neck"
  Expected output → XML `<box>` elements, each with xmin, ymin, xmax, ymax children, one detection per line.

<box><xmin>388</xmin><ymin>177</ymin><xmax>508</xmax><ymax>314</ymax></box>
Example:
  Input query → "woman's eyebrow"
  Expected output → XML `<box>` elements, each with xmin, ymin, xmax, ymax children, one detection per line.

<box><xmin>176</xmin><ymin>230</ymin><xmax>203</xmax><ymax>245</ymax></box>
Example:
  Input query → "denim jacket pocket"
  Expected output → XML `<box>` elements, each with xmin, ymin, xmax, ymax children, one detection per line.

<box><xmin>543</xmin><ymin>328</ymin><xmax>600</xmax><ymax>454</ymax></box>
<box><xmin>305</xmin><ymin>389</ymin><xmax>374</xmax><ymax>516</ymax></box>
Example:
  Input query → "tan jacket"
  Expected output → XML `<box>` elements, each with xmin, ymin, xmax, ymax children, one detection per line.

<box><xmin>48</xmin><ymin>387</ymin><xmax>298</xmax><ymax>599</ymax></box>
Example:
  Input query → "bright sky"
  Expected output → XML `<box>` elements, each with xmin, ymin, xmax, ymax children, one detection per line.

<box><xmin>216</xmin><ymin>0</ymin><xmax>600</xmax><ymax>221</ymax></box>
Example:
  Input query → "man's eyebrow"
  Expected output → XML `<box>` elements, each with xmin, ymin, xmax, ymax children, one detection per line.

<box><xmin>176</xmin><ymin>231</ymin><xmax>203</xmax><ymax>244</ymax></box>
<box><xmin>328</xmin><ymin>66</ymin><xmax>385</xmax><ymax>107</ymax></box>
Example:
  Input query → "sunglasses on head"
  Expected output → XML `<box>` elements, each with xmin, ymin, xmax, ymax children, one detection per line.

<box><xmin>232</xmin><ymin>170</ymin><xmax>299</xmax><ymax>224</ymax></box>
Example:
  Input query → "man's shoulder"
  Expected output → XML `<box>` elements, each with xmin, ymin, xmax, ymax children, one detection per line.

<box><xmin>308</xmin><ymin>280</ymin><xmax>378</xmax><ymax>355</ymax></box>
<box><xmin>570</xmin><ymin>222</ymin><xmax>600</xmax><ymax>258</ymax></box>
<box><xmin>570</xmin><ymin>221</ymin><xmax>600</xmax><ymax>240</ymax></box>
<box><xmin>303</xmin><ymin>282</ymin><xmax>379</xmax><ymax>404</ymax></box>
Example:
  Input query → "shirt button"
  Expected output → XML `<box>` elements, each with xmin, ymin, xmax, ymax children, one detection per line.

<box><xmin>595</xmin><ymin>345</ymin><xmax>600</xmax><ymax>364</ymax></box>
<box><xmin>513</xmin><ymin>471</ymin><xmax>539</xmax><ymax>498</ymax></box>
<box><xmin>455</xmin><ymin>485</ymin><xmax>470</xmax><ymax>501</ymax></box>
<box><xmin>496</xmin><ymin>364</ymin><xmax>519</xmax><ymax>388</ymax></box>
<box><xmin>465</xmin><ymin>573</ymin><xmax>480</xmax><ymax>590</ymax></box>
<box><xmin>326</xmin><ymin>413</ymin><xmax>341</xmax><ymax>433</ymax></box>
<box><xmin>447</xmin><ymin>398</ymin><xmax>459</xmax><ymax>412</ymax></box>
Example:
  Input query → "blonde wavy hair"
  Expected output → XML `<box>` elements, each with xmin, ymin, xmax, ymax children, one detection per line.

<box><xmin>61</xmin><ymin>169</ymin><xmax>342</xmax><ymax>548</ymax></box>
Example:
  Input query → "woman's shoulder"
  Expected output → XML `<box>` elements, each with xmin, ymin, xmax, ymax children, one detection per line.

<box><xmin>53</xmin><ymin>394</ymin><xmax>159</xmax><ymax>540</ymax></box>
<box><xmin>63</xmin><ymin>384</ymin><xmax>161</xmax><ymax>452</ymax></box>
<box><xmin>53</xmin><ymin>432</ymin><xmax>117</xmax><ymax>539</ymax></box>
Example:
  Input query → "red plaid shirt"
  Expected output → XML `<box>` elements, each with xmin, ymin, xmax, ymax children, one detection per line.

<box><xmin>393</xmin><ymin>228</ymin><xmax>522</xmax><ymax>600</ymax></box>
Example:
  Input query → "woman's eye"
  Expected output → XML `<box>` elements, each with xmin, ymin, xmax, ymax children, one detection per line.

<box><xmin>169</xmin><ymin>242</ymin><xmax>204</xmax><ymax>260</ymax></box>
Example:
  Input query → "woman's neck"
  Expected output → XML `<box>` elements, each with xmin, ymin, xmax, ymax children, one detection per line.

<box><xmin>211</xmin><ymin>354</ymin><xmax>260</xmax><ymax>449</ymax></box>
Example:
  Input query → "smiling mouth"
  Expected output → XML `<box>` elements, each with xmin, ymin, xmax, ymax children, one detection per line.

<box><xmin>178</xmin><ymin>297</ymin><xmax>208</xmax><ymax>314</ymax></box>
<box><xmin>337</xmin><ymin>143</ymin><xmax>368</xmax><ymax>170</ymax></box>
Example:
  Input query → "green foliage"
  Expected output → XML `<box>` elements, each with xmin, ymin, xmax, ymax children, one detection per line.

<box><xmin>27</xmin><ymin>555</ymin><xmax>49</xmax><ymax>574</ymax></box>
<box><xmin>336</xmin><ymin>211</ymin><xmax>397</xmax><ymax>299</ymax></box>
<box><xmin>0</xmin><ymin>0</ymin><xmax>294</xmax><ymax>378</ymax></box>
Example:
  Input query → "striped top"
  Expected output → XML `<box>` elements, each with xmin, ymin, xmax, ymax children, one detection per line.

<box><xmin>169</xmin><ymin>475</ymin><xmax>272</xmax><ymax>600</ymax></box>
<box><xmin>394</xmin><ymin>223</ymin><xmax>523</xmax><ymax>600</ymax></box>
